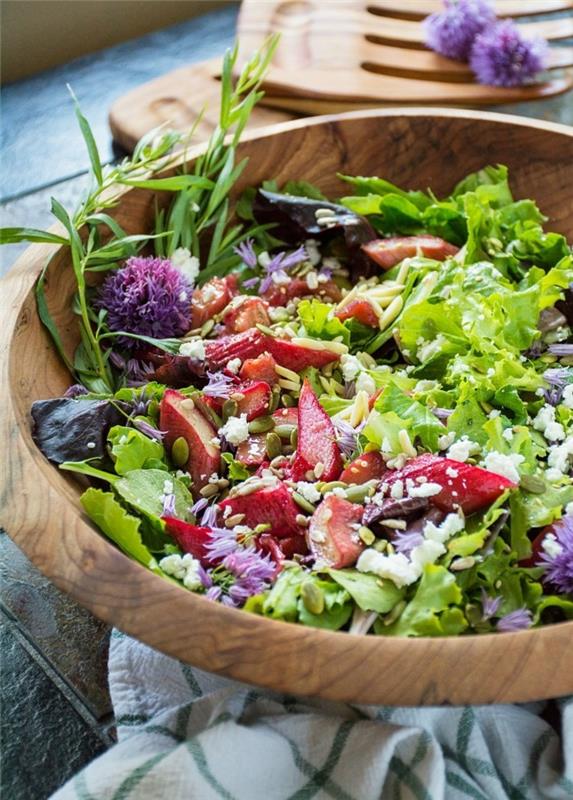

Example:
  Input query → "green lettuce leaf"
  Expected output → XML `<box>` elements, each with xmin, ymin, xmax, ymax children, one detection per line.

<box><xmin>375</xmin><ymin>382</ymin><xmax>444</xmax><ymax>451</ymax></box>
<box><xmin>328</xmin><ymin>568</ymin><xmax>404</xmax><ymax>613</ymax></box>
<box><xmin>108</xmin><ymin>425</ymin><xmax>165</xmax><ymax>475</ymax></box>
<box><xmin>297</xmin><ymin>299</ymin><xmax>350</xmax><ymax>345</ymax></box>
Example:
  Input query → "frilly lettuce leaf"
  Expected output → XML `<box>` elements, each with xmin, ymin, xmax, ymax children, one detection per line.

<box><xmin>108</xmin><ymin>425</ymin><xmax>165</xmax><ymax>475</ymax></box>
<box><xmin>378</xmin><ymin>565</ymin><xmax>467</xmax><ymax>637</ymax></box>
<box><xmin>328</xmin><ymin>568</ymin><xmax>404</xmax><ymax>613</ymax></box>
<box><xmin>259</xmin><ymin>567</ymin><xmax>352</xmax><ymax>630</ymax></box>
<box><xmin>374</xmin><ymin>382</ymin><xmax>443</xmax><ymax>451</ymax></box>
<box><xmin>297</xmin><ymin>299</ymin><xmax>350</xmax><ymax>345</ymax></box>
<box><xmin>80</xmin><ymin>487</ymin><xmax>162</xmax><ymax>571</ymax></box>
<box><xmin>510</xmin><ymin>485</ymin><xmax>573</xmax><ymax>559</ymax></box>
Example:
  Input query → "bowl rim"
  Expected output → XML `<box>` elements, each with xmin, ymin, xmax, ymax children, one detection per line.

<box><xmin>2</xmin><ymin>107</ymin><xmax>572</xmax><ymax>707</ymax></box>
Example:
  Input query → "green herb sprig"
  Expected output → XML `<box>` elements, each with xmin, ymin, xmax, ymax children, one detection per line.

<box><xmin>1</xmin><ymin>35</ymin><xmax>279</xmax><ymax>393</ymax></box>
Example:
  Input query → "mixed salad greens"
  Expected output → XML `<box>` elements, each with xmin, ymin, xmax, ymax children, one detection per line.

<box><xmin>4</xmin><ymin>42</ymin><xmax>573</xmax><ymax>637</ymax></box>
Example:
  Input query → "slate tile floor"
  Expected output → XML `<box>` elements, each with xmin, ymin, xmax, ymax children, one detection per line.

<box><xmin>1</xmin><ymin>3</ymin><xmax>572</xmax><ymax>796</ymax></box>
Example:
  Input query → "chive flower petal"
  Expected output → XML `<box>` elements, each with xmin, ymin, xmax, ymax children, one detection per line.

<box><xmin>423</xmin><ymin>0</ymin><xmax>495</xmax><ymax>61</ymax></box>
<box><xmin>470</xmin><ymin>20</ymin><xmax>548</xmax><ymax>87</ymax></box>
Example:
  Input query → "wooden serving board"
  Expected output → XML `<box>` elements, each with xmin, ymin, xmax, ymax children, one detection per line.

<box><xmin>109</xmin><ymin>59</ymin><xmax>297</xmax><ymax>153</ymax></box>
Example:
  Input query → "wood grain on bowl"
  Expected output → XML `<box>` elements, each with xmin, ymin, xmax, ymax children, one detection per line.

<box><xmin>1</xmin><ymin>109</ymin><xmax>573</xmax><ymax>706</ymax></box>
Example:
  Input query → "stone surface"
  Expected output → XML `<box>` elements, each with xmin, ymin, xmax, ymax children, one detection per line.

<box><xmin>0</xmin><ymin>532</ymin><xmax>112</xmax><ymax>719</ymax></box>
<box><xmin>1</xmin><ymin>4</ymin><xmax>237</xmax><ymax>201</ymax></box>
<box><xmin>0</xmin><ymin>616</ymin><xmax>109</xmax><ymax>800</ymax></box>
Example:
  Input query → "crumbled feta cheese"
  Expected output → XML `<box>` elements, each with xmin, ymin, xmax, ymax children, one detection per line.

<box><xmin>533</xmin><ymin>404</ymin><xmax>556</xmax><ymax>434</ymax></box>
<box><xmin>542</xmin><ymin>533</ymin><xmax>563</xmax><ymax>559</ymax></box>
<box><xmin>163</xmin><ymin>479</ymin><xmax>174</xmax><ymax>494</ymax></box>
<box><xmin>417</xmin><ymin>334</ymin><xmax>447</xmax><ymax>363</ymax></box>
<box><xmin>340</xmin><ymin>354</ymin><xmax>362</xmax><ymax>383</ymax></box>
<box><xmin>296</xmin><ymin>481</ymin><xmax>322</xmax><ymax>504</ymax></box>
<box><xmin>486</xmin><ymin>368</ymin><xmax>495</xmax><ymax>378</ymax></box>
<box><xmin>447</xmin><ymin>436</ymin><xmax>480</xmax><ymax>463</ymax></box>
<box><xmin>545</xmin><ymin>468</ymin><xmax>565</xmax><ymax>482</ymax></box>
<box><xmin>482</xmin><ymin>451</ymin><xmax>524</xmax><ymax>484</ymax></box>
<box><xmin>565</xmin><ymin>501</ymin><xmax>573</xmax><ymax>515</ymax></box>
<box><xmin>409</xmin><ymin>540</ymin><xmax>445</xmax><ymax>573</ymax></box>
<box><xmin>160</xmin><ymin>553</ymin><xmax>202</xmax><ymax>590</ymax></box>
<box><xmin>423</xmin><ymin>513</ymin><xmax>465</xmax><ymax>545</ymax></box>
<box><xmin>535</xmin><ymin>387</ymin><xmax>546</xmax><ymax>397</ymax></box>
<box><xmin>160</xmin><ymin>554</ymin><xmax>187</xmax><ymax>580</ymax></box>
<box><xmin>414</xmin><ymin>380</ymin><xmax>438</xmax><ymax>393</ymax></box>
<box><xmin>562</xmin><ymin>384</ymin><xmax>573</xmax><ymax>409</ymax></box>
<box><xmin>218</xmin><ymin>414</ymin><xmax>249</xmax><ymax>445</ymax></box>
<box><xmin>356</xmin><ymin>550</ymin><xmax>418</xmax><ymax>588</ymax></box>
<box><xmin>502</xmin><ymin>428</ymin><xmax>514</xmax><ymax>443</ymax></box>
<box><xmin>258</xmin><ymin>251</ymin><xmax>271</xmax><ymax>268</ymax></box>
<box><xmin>390</xmin><ymin>480</ymin><xmax>404</xmax><ymax>500</ymax></box>
<box><xmin>545</xmin><ymin>421</ymin><xmax>566</xmax><ymax>442</ymax></box>
<box><xmin>445</xmin><ymin>466</ymin><xmax>459</xmax><ymax>478</ymax></box>
<box><xmin>306</xmin><ymin>270</ymin><xmax>319</xmax><ymax>290</ymax></box>
<box><xmin>547</xmin><ymin>437</ymin><xmax>573</xmax><ymax>474</ymax></box>
<box><xmin>226</xmin><ymin>358</ymin><xmax>242</xmax><ymax>374</ymax></box>
<box><xmin>355</xmin><ymin>372</ymin><xmax>377</xmax><ymax>396</ymax></box>
<box><xmin>179</xmin><ymin>339</ymin><xmax>205</xmax><ymax>360</ymax></box>
<box><xmin>488</xmin><ymin>409</ymin><xmax>501</xmax><ymax>419</ymax></box>
<box><xmin>408</xmin><ymin>481</ymin><xmax>443</xmax><ymax>498</ymax></box>
<box><xmin>271</xmin><ymin>270</ymin><xmax>290</xmax><ymax>286</ymax></box>
<box><xmin>171</xmin><ymin>247</ymin><xmax>200</xmax><ymax>284</ymax></box>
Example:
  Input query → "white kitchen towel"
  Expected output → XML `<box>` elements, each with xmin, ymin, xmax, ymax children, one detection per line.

<box><xmin>53</xmin><ymin>629</ymin><xmax>573</xmax><ymax>799</ymax></box>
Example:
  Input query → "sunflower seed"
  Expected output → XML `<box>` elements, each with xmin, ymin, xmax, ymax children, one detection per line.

<box><xmin>225</xmin><ymin>513</ymin><xmax>246</xmax><ymax>528</ymax></box>
<box><xmin>199</xmin><ymin>484</ymin><xmax>219</xmax><ymax>498</ymax></box>
<box><xmin>382</xmin><ymin>600</ymin><xmax>407</xmax><ymax>626</ymax></box>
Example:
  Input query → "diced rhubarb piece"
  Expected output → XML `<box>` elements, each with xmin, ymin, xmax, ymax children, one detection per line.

<box><xmin>291</xmin><ymin>379</ymin><xmax>343</xmax><ymax>482</ymax></box>
<box><xmin>272</xmin><ymin>407</ymin><xmax>299</xmax><ymax>427</ymax></box>
<box><xmin>263</xmin><ymin>277</ymin><xmax>342</xmax><ymax>307</ymax></box>
<box><xmin>223</xmin><ymin>296</ymin><xmax>271</xmax><ymax>333</ymax></box>
<box><xmin>307</xmin><ymin>495</ymin><xmax>364</xmax><ymax>568</ymax></box>
<box><xmin>384</xmin><ymin>454</ymin><xmax>516</xmax><ymax>515</ymax></box>
<box><xmin>159</xmin><ymin>389</ymin><xmax>220</xmax><ymax>498</ymax></box>
<box><xmin>265</xmin><ymin>337</ymin><xmax>341</xmax><ymax>372</ymax></box>
<box><xmin>190</xmin><ymin>275</ymin><xmax>238</xmax><ymax>328</ymax></box>
<box><xmin>231</xmin><ymin>380</ymin><xmax>272</xmax><ymax>420</ymax></box>
<box><xmin>163</xmin><ymin>516</ymin><xmax>211</xmax><ymax>563</ymax></box>
<box><xmin>205</xmin><ymin>330</ymin><xmax>341</xmax><ymax>372</ymax></box>
<box><xmin>218</xmin><ymin>482</ymin><xmax>303</xmax><ymax>539</ymax></box>
<box><xmin>236</xmin><ymin>434</ymin><xmax>267</xmax><ymax>467</ymax></box>
<box><xmin>340</xmin><ymin>451</ymin><xmax>387</xmax><ymax>485</ymax></box>
<box><xmin>335</xmin><ymin>298</ymin><xmax>379</xmax><ymax>328</ymax></box>
<box><xmin>257</xmin><ymin>532</ymin><xmax>308</xmax><ymax>567</ymax></box>
<box><xmin>363</xmin><ymin>236</ymin><xmax>459</xmax><ymax>270</ymax></box>
<box><xmin>239</xmin><ymin>352</ymin><xmax>278</xmax><ymax>385</ymax></box>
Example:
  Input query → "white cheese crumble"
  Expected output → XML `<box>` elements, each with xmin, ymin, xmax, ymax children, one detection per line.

<box><xmin>171</xmin><ymin>247</ymin><xmax>200</xmax><ymax>284</ymax></box>
<box><xmin>445</xmin><ymin>466</ymin><xmax>459</xmax><ymax>478</ymax></box>
<box><xmin>482</xmin><ymin>451</ymin><xmax>524</xmax><ymax>484</ymax></box>
<box><xmin>547</xmin><ymin>437</ymin><xmax>573</xmax><ymax>475</ymax></box>
<box><xmin>417</xmin><ymin>334</ymin><xmax>447</xmax><ymax>363</ymax></box>
<box><xmin>423</xmin><ymin>513</ymin><xmax>465</xmax><ymax>545</ymax></box>
<box><xmin>340</xmin><ymin>354</ymin><xmax>362</xmax><ymax>383</ymax></box>
<box><xmin>356</xmin><ymin>550</ymin><xmax>418</xmax><ymax>589</ymax></box>
<box><xmin>179</xmin><ymin>339</ymin><xmax>205</xmax><ymax>360</ymax></box>
<box><xmin>390</xmin><ymin>480</ymin><xmax>404</xmax><ymax>500</ymax></box>
<box><xmin>295</xmin><ymin>481</ymin><xmax>322</xmax><ymax>504</ymax></box>
<box><xmin>438</xmin><ymin>432</ymin><xmax>456</xmax><ymax>451</ymax></box>
<box><xmin>447</xmin><ymin>436</ymin><xmax>480</xmax><ymax>463</ymax></box>
<box><xmin>226</xmin><ymin>358</ymin><xmax>242</xmax><ymax>374</ymax></box>
<box><xmin>542</xmin><ymin>533</ymin><xmax>563</xmax><ymax>559</ymax></box>
<box><xmin>409</xmin><ymin>540</ymin><xmax>446</xmax><ymax>573</ymax></box>
<box><xmin>502</xmin><ymin>428</ymin><xmax>514</xmax><ymax>443</ymax></box>
<box><xmin>562</xmin><ymin>384</ymin><xmax>573</xmax><ymax>409</ymax></box>
<box><xmin>355</xmin><ymin>371</ymin><xmax>377</xmax><ymax>396</ymax></box>
<box><xmin>159</xmin><ymin>553</ymin><xmax>202</xmax><ymax>590</ymax></box>
<box><xmin>218</xmin><ymin>414</ymin><xmax>249</xmax><ymax>445</ymax></box>
<box><xmin>304</xmin><ymin>239</ymin><xmax>321</xmax><ymax>266</ymax></box>
<box><xmin>408</xmin><ymin>481</ymin><xmax>443</xmax><ymax>498</ymax></box>
<box><xmin>565</xmin><ymin>501</ymin><xmax>573</xmax><ymax>515</ymax></box>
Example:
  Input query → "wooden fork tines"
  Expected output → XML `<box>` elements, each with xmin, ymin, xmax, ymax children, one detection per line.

<box><xmin>369</xmin><ymin>0</ymin><xmax>573</xmax><ymax>21</ymax></box>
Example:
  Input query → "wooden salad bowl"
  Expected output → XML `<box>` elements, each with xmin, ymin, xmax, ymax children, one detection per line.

<box><xmin>2</xmin><ymin>109</ymin><xmax>573</xmax><ymax>706</ymax></box>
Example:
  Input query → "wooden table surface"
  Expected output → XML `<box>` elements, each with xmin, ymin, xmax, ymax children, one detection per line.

<box><xmin>0</xmin><ymin>5</ymin><xmax>571</xmax><ymax>797</ymax></box>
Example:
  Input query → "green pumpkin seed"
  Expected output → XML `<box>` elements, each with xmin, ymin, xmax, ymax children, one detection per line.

<box><xmin>301</xmin><ymin>581</ymin><xmax>325</xmax><ymax>615</ymax></box>
<box><xmin>222</xmin><ymin>399</ymin><xmax>238</xmax><ymax>421</ymax></box>
<box><xmin>344</xmin><ymin>480</ymin><xmax>378</xmax><ymax>504</ymax></box>
<box><xmin>265</xmin><ymin>432</ymin><xmax>282</xmax><ymax>459</ymax></box>
<box><xmin>275</xmin><ymin>423</ymin><xmax>296</xmax><ymax>439</ymax></box>
<box><xmin>248</xmin><ymin>416</ymin><xmax>275</xmax><ymax>434</ymax></box>
<box><xmin>292</xmin><ymin>492</ymin><xmax>317</xmax><ymax>514</ymax></box>
<box><xmin>269</xmin><ymin>388</ymin><xmax>281</xmax><ymax>413</ymax></box>
<box><xmin>290</xmin><ymin>428</ymin><xmax>298</xmax><ymax>448</ymax></box>
<box><xmin>281</xmin><ymin>394</ymin><xmax>295</xmax><ymax>408</ymax></box>
<box><xmin>520</xmin><ymin>474</ymin><xmax>546</xmax><ymax>494</ymax></box>
<box><xmin>171</xmin><ymin>436</ymin><xmax>190</xmax><ymax>467</ymax></box>
<box><xmin>358</xmin><ymin>526</ymin><xmax>375</xmax><ymax>546</ymax></box>
<box><xmin>319</xmin><ymin>481</ymin><xmax>347</xmax><ymax>493</ymax></box>
<box><xmin>255</xmin><ymin>323</ymin><xmax>276</xmax><ymax>337</ymax></box>
<box><xmin>200</xmin><ymin>319</ymin><xmax>215</xmax><ymax>337</ymax></box>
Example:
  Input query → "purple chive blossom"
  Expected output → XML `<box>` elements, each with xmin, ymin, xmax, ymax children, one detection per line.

<box><xmin>132</xmin><ymin>418</ymin><xmax>166</xmax><ymax>442</ymax></box>
<box><xmin>432</xmin><ymin>407</ymin><xmax>453</xmax><ymax>420</ymax></box>
<box><xmin>224</xmin><ymin>548</ymin><xmax>275</xmax><ymax>604</ymax></box>
<box><xmin>202</xmin><ymin>371</ymin><xmax>234</xmax><ymax>399</ymax></box>
<box><xmin>190</xmin><ymin>497</ymin><xmax>209</xmax><ymax>517</ymax></box>
<box><xmin>126</xmin><ymin>359</ymin><xmax>156</xmax><ymax>386</ymax></box>
<box><xmin>161</xmin><ymin>481</ymin><xmax>176</xmax><ymax>517</ymax></box>
<box><xmin>244</xmin><ymin>246</ymin><xmax>308</xmax><ymax>293</ymax></box>
<box><xmin>197</xmin><ymin>562</ymin><xmax>213</xmax><ymax>589</ymax></box>
<box><xmin>333</xmin><ymin>419</ymin><xmax>361</xmax><ymax>459</ymax></box>
<box><xmin>424</xmin><ymin>0</ymin><xmax>495</xmax><ymax>61</ymax></box>
<box><xmin>393</xmin><ymin>530</ymin><xmax>424</xmax><ymax>557</ymax></box>
<box><xmin>470</xmin><ymin>21</ymin><xmax>548</xmax><ymax>87</ymax></box>
<box><xmin>200</xmin><ymin>503</ymin><xmax>219</xmax><ymax>529</ymax></box>
<box><xmin>480</xmin><ymin>588</ymin><xmax>502</xmax><ymax>621</ymax></box>
<box><xmin>318</xmin><ymin>266</ymin><xmax>333</xmax><ymax>281</ymax></box>
<box><xmin>204</xmin><ymin>526</ymin><xmax>240</xmax><ymax>561</ymax></box>
<box><xmin>234</xmin><ymin>239</ymin><xmax>258</xmax><ymax>270</ymax></box>
<box><xmin>206</xmin><ymin>585</ymin><xmax>223</xmax><ymax>602</ymax></box>
<box><xmin>97</xmin><ymin>256</ymin><xmax>192</xmax><ymax>348</ymax></box>
<box><xmin>64</xmin><ymin>383</ymin><xmax>89</xmax><ymax>398</ymax></box>
<box><xmin>543</xmin><ymin>369</ymin><xmax>571</xmax><ymax>405</ymax></box>
<box><xmin>537</xmin><ymin>515</ymin><xmax>573</xmax><ymax>594</ymax></box>
<box><xmin>109</xmin><ymin>351</ymin><xmax>127</xmax><ymax>370</ymax></box>
<box><xmin>496</xmin><ymin>608</ymin><xmax>533</xmax><ymax>632</ymax></box>
<box><xmin>548</xmin><ymin>344</ymin><xmax>573</xmax><ymax>357</ymax></box>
